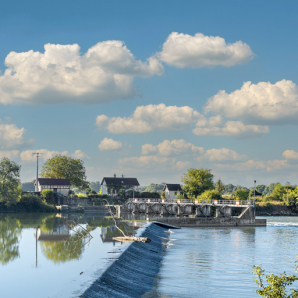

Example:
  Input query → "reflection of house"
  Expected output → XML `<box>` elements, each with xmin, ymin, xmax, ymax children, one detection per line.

<box><xmin>37</xmin><ymin>178</ymin><xmax>71</xmax><ymax>196</ymax></box>
<box><xmin>163</xmin><ymin>184</ymin><xmax>182</xmax><ymax>201</ymax></box>
<box><xmin>101</xmin><ymin>175</ymin><xmax>139</xmax><ymax>196</ymax></box>
<box><xmin>36</xmin><ymin>225</ymin><xmax>70</xmax><ymax>241</ymax></box>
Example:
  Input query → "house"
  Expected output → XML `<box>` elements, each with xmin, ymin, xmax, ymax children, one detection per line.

<box><xmin>101</xmin><ymin>175</ymin><xmax>139</xmax><ymax>196</ymax></box>
<box><xmin>37</xmin><ymin>178</ymin><xmax>71</xmax><ymax>196</ymax></box>
<box><xmin>163</xmin><ymin>183</ymin><xmax>182</xmax><ymax>201</ymax></box>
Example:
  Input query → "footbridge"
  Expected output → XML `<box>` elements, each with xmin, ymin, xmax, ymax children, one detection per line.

<box><xmin>122</xmin><ymin>198</ymin><xmax>254</xmax><ymax>218</ymax></box>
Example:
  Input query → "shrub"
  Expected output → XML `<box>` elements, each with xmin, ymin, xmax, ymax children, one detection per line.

<box><xmin>41</xmin><ymin>189</ymin><xmax>55</xmax><ymax>205</ymax></box>
<box><xmin>198</xmin><ymin>190</ymin><xmax>222</xmax><ymax>202</ymax></box>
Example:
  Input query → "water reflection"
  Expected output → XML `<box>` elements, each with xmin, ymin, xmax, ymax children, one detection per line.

<box><xmin>0</xmin><ymin>215</ymin><xmax>22</xmax><ymax>265</ymax></box>
<box><xmin>0</xmin><ymin>212</ymin><xmax>143</xmax><ymax>266</ymax></box>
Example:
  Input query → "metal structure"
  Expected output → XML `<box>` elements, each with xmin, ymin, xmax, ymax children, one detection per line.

<box><xmin>32</xmin><ymin>152</ymin><xmax>43</xmax><ymax>192</ymax></box>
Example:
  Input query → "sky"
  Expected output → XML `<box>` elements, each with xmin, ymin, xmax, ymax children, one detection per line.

<box><xmin>1</xmin><ymin>0</ymin><xmax>298</xmax><ymax>187</ymax></box>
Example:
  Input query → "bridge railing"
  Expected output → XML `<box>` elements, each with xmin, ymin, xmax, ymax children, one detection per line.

<box><xmin>126</xmin><ymin>198</ymin><xmax>253</xmax><ymax>205</ymax></box>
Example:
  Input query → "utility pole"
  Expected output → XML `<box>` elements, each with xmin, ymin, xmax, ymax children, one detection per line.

<box><xmin>32</xmin><ymin>152</ymin><xmax>43</xmax><ymax>192</ymax></box>
<box><xmin>254</xmin><ymin>180</ymin><xmax>256</xmax><ymax>207</ymax></box>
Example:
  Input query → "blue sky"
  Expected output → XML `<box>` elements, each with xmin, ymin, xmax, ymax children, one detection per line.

<box><xmin>1</xmin><ymin>0</ymin><xmax>298</xmax><ymax>187</ymax></box>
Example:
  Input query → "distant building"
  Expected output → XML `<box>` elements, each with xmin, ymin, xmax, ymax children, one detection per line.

<box><xmin>101</xmin><ymin>174</ymin><xmax>139</xmax><ymax>196</ymax></box>
<box><xmin>37</xmin><ymin>178</ymin><xmax>71</xmax><ymax>196</ymax></box>
<box><xmin>163</xmin><ymin>184</ymin><xmax>182</xmax><ymax>201</ymax></box>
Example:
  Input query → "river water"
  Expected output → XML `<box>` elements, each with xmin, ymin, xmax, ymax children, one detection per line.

<box><xmin>1</xmin><ymin>214</ymin><xmax>298</xmax><ymax>297</ymax></box>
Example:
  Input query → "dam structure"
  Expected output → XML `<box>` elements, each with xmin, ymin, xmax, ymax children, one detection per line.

<box><xmin>81</xmin><ymin>222</ymin><xmax>179</xmax><ymax>298</ymax></box>
<box><xmin>122</xmin><ymin>198</ymin><xmax>266</xmax><ymax>227</ymax></box>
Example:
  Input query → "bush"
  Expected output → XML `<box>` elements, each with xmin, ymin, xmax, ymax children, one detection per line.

<box><xmin>233</xmin><ymin>189</ymin><xmax>249</xmax><ymax>201</ymax></box>
<box><xmin>198</xmin><ymin>190</ymin><xmax>222</xmax><ymax>202</ymax></box>
<box><xmin>18</xmin><ymin>193</ymin><xmax>56</xmax><ymax>212</ymax></box>
<box><xmin>41</xmin><ymin>189</ymin><xmax>55</xmax><ymax>205</ymax></box>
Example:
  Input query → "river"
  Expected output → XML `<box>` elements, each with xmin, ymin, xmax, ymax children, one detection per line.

<box><xmin>0</xmin><ymin>214</ymin><xmax>298</xmax><ymax>297</ymax></box>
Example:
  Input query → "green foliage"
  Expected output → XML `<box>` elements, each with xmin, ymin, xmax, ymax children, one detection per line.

<box><xmin>233</xmin><ymin>185</ymin><xmax>250</xmax><ymax>192</ymax></box>
<box><xmin>198</xmin><ymin>190</ymin><xmax>222</xmax><ymax>202</ymax></box>
<box><xmin>98</xmin><ymin>186</ymin><xmax>102</xmax><ymax>195</ymax></box>
<box><xmin>144</xmin><ymin>183</ymin><xmax>165</xmax><ymax>194</ymax></box>
<box><xmin>223</xmin><ymin>184</ymin><xmax>235</xmax><ymax>194</ymax></box>
<box><xmin>18</xmin><ymin>193</ymin><xmax>56</xmax><ymax>212</ymax></box>
<box><xmin>175</xmin><ymin>193</ymin><xmax>186</xmax><ymax>200</ymax></box>
<box><xmin>118</xmin><ymin>188</ymin><xmax>125</xmax><ymax>198</ymax></box>
<box><xmin>41</xmin><ymin>154</ymin><xmax>89</xmax><ymax>190</ymax></box>
<box><xmin>182</xmin><ymin>168</ymin><xmax>214</xmax><ymax>197</ymax></box>
<box><xmin>0</xmin><ymin>158</ymin><xmax>22</xmax><ymax>206</ymax></box>
<box><xmin>249</xmin><ymin>189</ymin><xmax>262</xmax><ymax>197</ymax></box>
<box><xmin>233</xmin><ymin>189</ymin><xmax>249</xmax><ymax>201</ymax></box>
<box><xmin>40</xmin><ymin>189</ymin><xmax>55</xmax><ymax>205</ymax></box>
<box><xmin>215</xmin><ymin>179</ymin><xmax>225</xmax><ymax>194</ymax></box>
<box><xmin>253</xmin><ymin>259</ymin><xmax>298</xmax><ymax>297</ymax></box>
<box><xmin>161</xmin><ymin>191</ymin><xmax>165</xmax><ymax>199</ymax></box>
<box><xmin>0</xmin><ymin>215</ymin><xmax>21</xmax><ymax>265</ymax></box>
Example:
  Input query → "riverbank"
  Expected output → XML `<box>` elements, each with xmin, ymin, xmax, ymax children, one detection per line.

<box><xmin>256</xmin><ymin>204</ymin><xmax>298</xmax><ymax>216</ymax></box>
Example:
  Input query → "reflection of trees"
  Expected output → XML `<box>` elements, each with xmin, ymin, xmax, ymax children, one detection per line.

<box><xmin>0</xmin><ymin>215</ymin><xmax>21</xmax><ymax>265</ymax></box>
<box><xmin>40</xmin><ymin>234</ymin><xmax>84</xmax><ymax>263</ymax></box>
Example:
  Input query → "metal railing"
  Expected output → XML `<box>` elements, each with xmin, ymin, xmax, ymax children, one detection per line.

<box><xmin>126</xmin><ymin>198</ymin><xmax>252</xmax><ymax>205</ymax></box>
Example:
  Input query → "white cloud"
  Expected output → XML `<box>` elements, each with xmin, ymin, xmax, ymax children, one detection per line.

<box><xmin>283</xmin><ymin>150</ymin><xmax>298</xmax><ymax>160</ymax></box>
<box><xmin>0</xmin><ymin>121</ymin><xmax>34</xmax><ymax>149</ymax></box>
<box><xmin>158</xmin><ymin>32</ymin><xmax>254</xmax><ymax>68</ymax></box>
<box><xmin>198</xmin><ymin>148</ymin><xmax>247</xmax><ymax>162</ymax></box>
<box><xmin>20</xmin><ymin>149</ymin><xmax>68</xmax><ymax>162</ymax></box>
<box><xmin>0</xmin><ymin>150</ymin><xmax>19</xmax><ymax>160</ymax></box>
<box><xmin>205</xmin><ymin>80</ymin><xmax>298</xmax><ymax>124</ymax></box>
<box><xmin>215</xmin><ymin>159</ymin><xmax>289</xmax><ymax>172</ymax></box>
<box><xmin>193</xmin><ymin>120</ymin><xmax>269</xmax><ymax>138</ymax></box>
<box><xmin>71</xmin><ymin>150</ymin><xmax>89</xmax><ymax>159</ymax></box>
<box><xmin>96</xmin><ymin>104</ymin><xmax>202</xmax><ymax>133</ymax></box>
<box><xmin>98</xmin><ymin>138</ymin><xmax>123</xmax><ymax>151</ymax></box>
<box><xmin>119</xmin><ymin>155</ymin><xmax>189</xmax><ymax>170</ymax></box>
<box><xmin>0</xmin><ymin>41</ymin><xmax>164</xmax><ymax>105</ymax></box>
<box><xmin>142</xmin><ymin>139</ymin><xmax>204</xmax><ymax>156</ymax></box>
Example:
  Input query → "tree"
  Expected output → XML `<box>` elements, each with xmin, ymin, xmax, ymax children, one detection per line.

<box><xmin>181</xmin><ymin>168</ymin><xmax>214</xmax><ymax>198</ymax></box>
<box><xmin>198</xmin><ymin>190</ymin><xmax>221</xmax><ymax>202</ymax></box>
<box><xmin>40</xmin><ymin>155</ymin><xmax>88</xmax><ymax>190</ymax></box>
<box><xmin>215</xmin><ymin>179</ymin><xmax>225</xmax><ymax>194</ymax></box>
<box><xmin>271</xmin><ymin>184</ymin><xmax>286</xmax><ymax>201</ymax></box>
<box><xmin>249</xmin><ymin>189</ymin><xmax>262</xmax><ymax>197</ymax></box>
<box><xmin>253</xmin><ymin>257</ymin><xmax>298</xmax><ymax>297</ymax></box>
<box><xmin>234</xmin><ymin>189</ymin><xmax>249</xmax><ymax>201</ymax></box>
<box><xmin>0</xmin><ymin>158</ymin><xmax>22</xmax><ymax>206</ymax></box>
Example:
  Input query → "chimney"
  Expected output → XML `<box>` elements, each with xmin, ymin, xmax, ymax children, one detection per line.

<box><xmin>114</xmin><ymin>173</ymin><xmax>116</xmax><ymax>178</ymax></box>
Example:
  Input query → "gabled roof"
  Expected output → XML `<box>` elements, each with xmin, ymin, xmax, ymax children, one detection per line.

<box><xmin>101</xmin><ymin>177</ymin><xmax>140</xmax><ymax>186</ymax></box>
<box><xmin>38</xmin><ymin>178</ymin><xmax>71</xmax><ymax>186</ymax></box>
<box><xmin>163</xmin><ymin>184</ymin><xmax>182</xmax><ymax>191</ymax></box>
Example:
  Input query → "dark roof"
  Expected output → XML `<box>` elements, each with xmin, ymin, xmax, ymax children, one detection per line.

<box><xmin>101</xmin><ymin>177</ymin><xmax>140</xmax><ymax>186</ymax></box>
<box><xmin>163</xmin><ymin>184</ymin><xmax>182</xmax><ymax>191</ymax></box>
<box><xmin>38</xmin><ymin>178</ymin><xmax>71</xmax><ymax>186</ymax></box>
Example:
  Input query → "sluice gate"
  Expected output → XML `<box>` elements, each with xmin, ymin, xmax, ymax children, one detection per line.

<box><xmin>123</xmin><ymin>198</ymin><xmax>253</xmax><ymax>218</ymax></box>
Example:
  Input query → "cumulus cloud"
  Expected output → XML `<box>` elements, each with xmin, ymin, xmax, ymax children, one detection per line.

<box><xmin>98</xmin><ymin>138</ymin><xmax>123</xmax><ymax>151</ymax></box>
<box><xmin>197</xmin><ymin>148</ymin><xmax>247</xmax><ymax>162</ymax></box>
<box><xmin>96</xmin><ymin>104</ymin><xmax>202</xmax><ymax>133</ymax></box>
<box><xmin>283</xmin><ymin>150</ymin><xmax>298</xmax><ymax>160</ymax></box>
<box><xmin>193</xmin><ymin>120</ymin><xmax>269</xmax><ymax>138</ymax></box>
<box><xmin>205</xmin><ymin>80</ymin><xmax>298</xmax><ymax>124</ymax></box>
<box><xmin>71</xmin><ymin>150</ymin><xmax>89</xmax><ymax>159</ymax></box>
<box><xmin>215</xmin><ymin>159</ymin><xmax>289</xmax><ymax>172</ymax></box>
<box><xmin>0</xmin><ymin>121</ymin><xmax>34</xmax><ymax>149</ymax></box>
<box><xmin>119</xmin><ymin>155</ymin><xmax>188</xmax><ymax>170</ymax></box>
<box><xmin>157</xmin><ymin>32</ymin><xmax>254</xmax><ymax>68</ymax></box>
<box><xmin>0</xmin><ymin>41</ymin><xmax>164</xmax><ymax>105</ymax></box>
<box><xmin>0</xmin><ymin>150</ymin><xmax>19</xmax><ymax>160</ymax></box>
<box><xmin>20</xmin><ymin>149</ymin><xmax>68</xmax><ymax>162</ymax></box>
<box><xmin>142</xmin><ymin>139</ymin><xmax>204</xmax><ymax>156</ymax></box>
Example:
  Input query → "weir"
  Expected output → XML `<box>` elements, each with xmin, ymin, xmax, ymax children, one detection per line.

<box><xmin>122</xmin><ymin>199</ymin><xmax>266</xmax><ymax>227</ymax></box>
<box><xmin>81</xmin><ymin>222</ymin><xmax>179</xmax><ymax>298</ymax></box>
